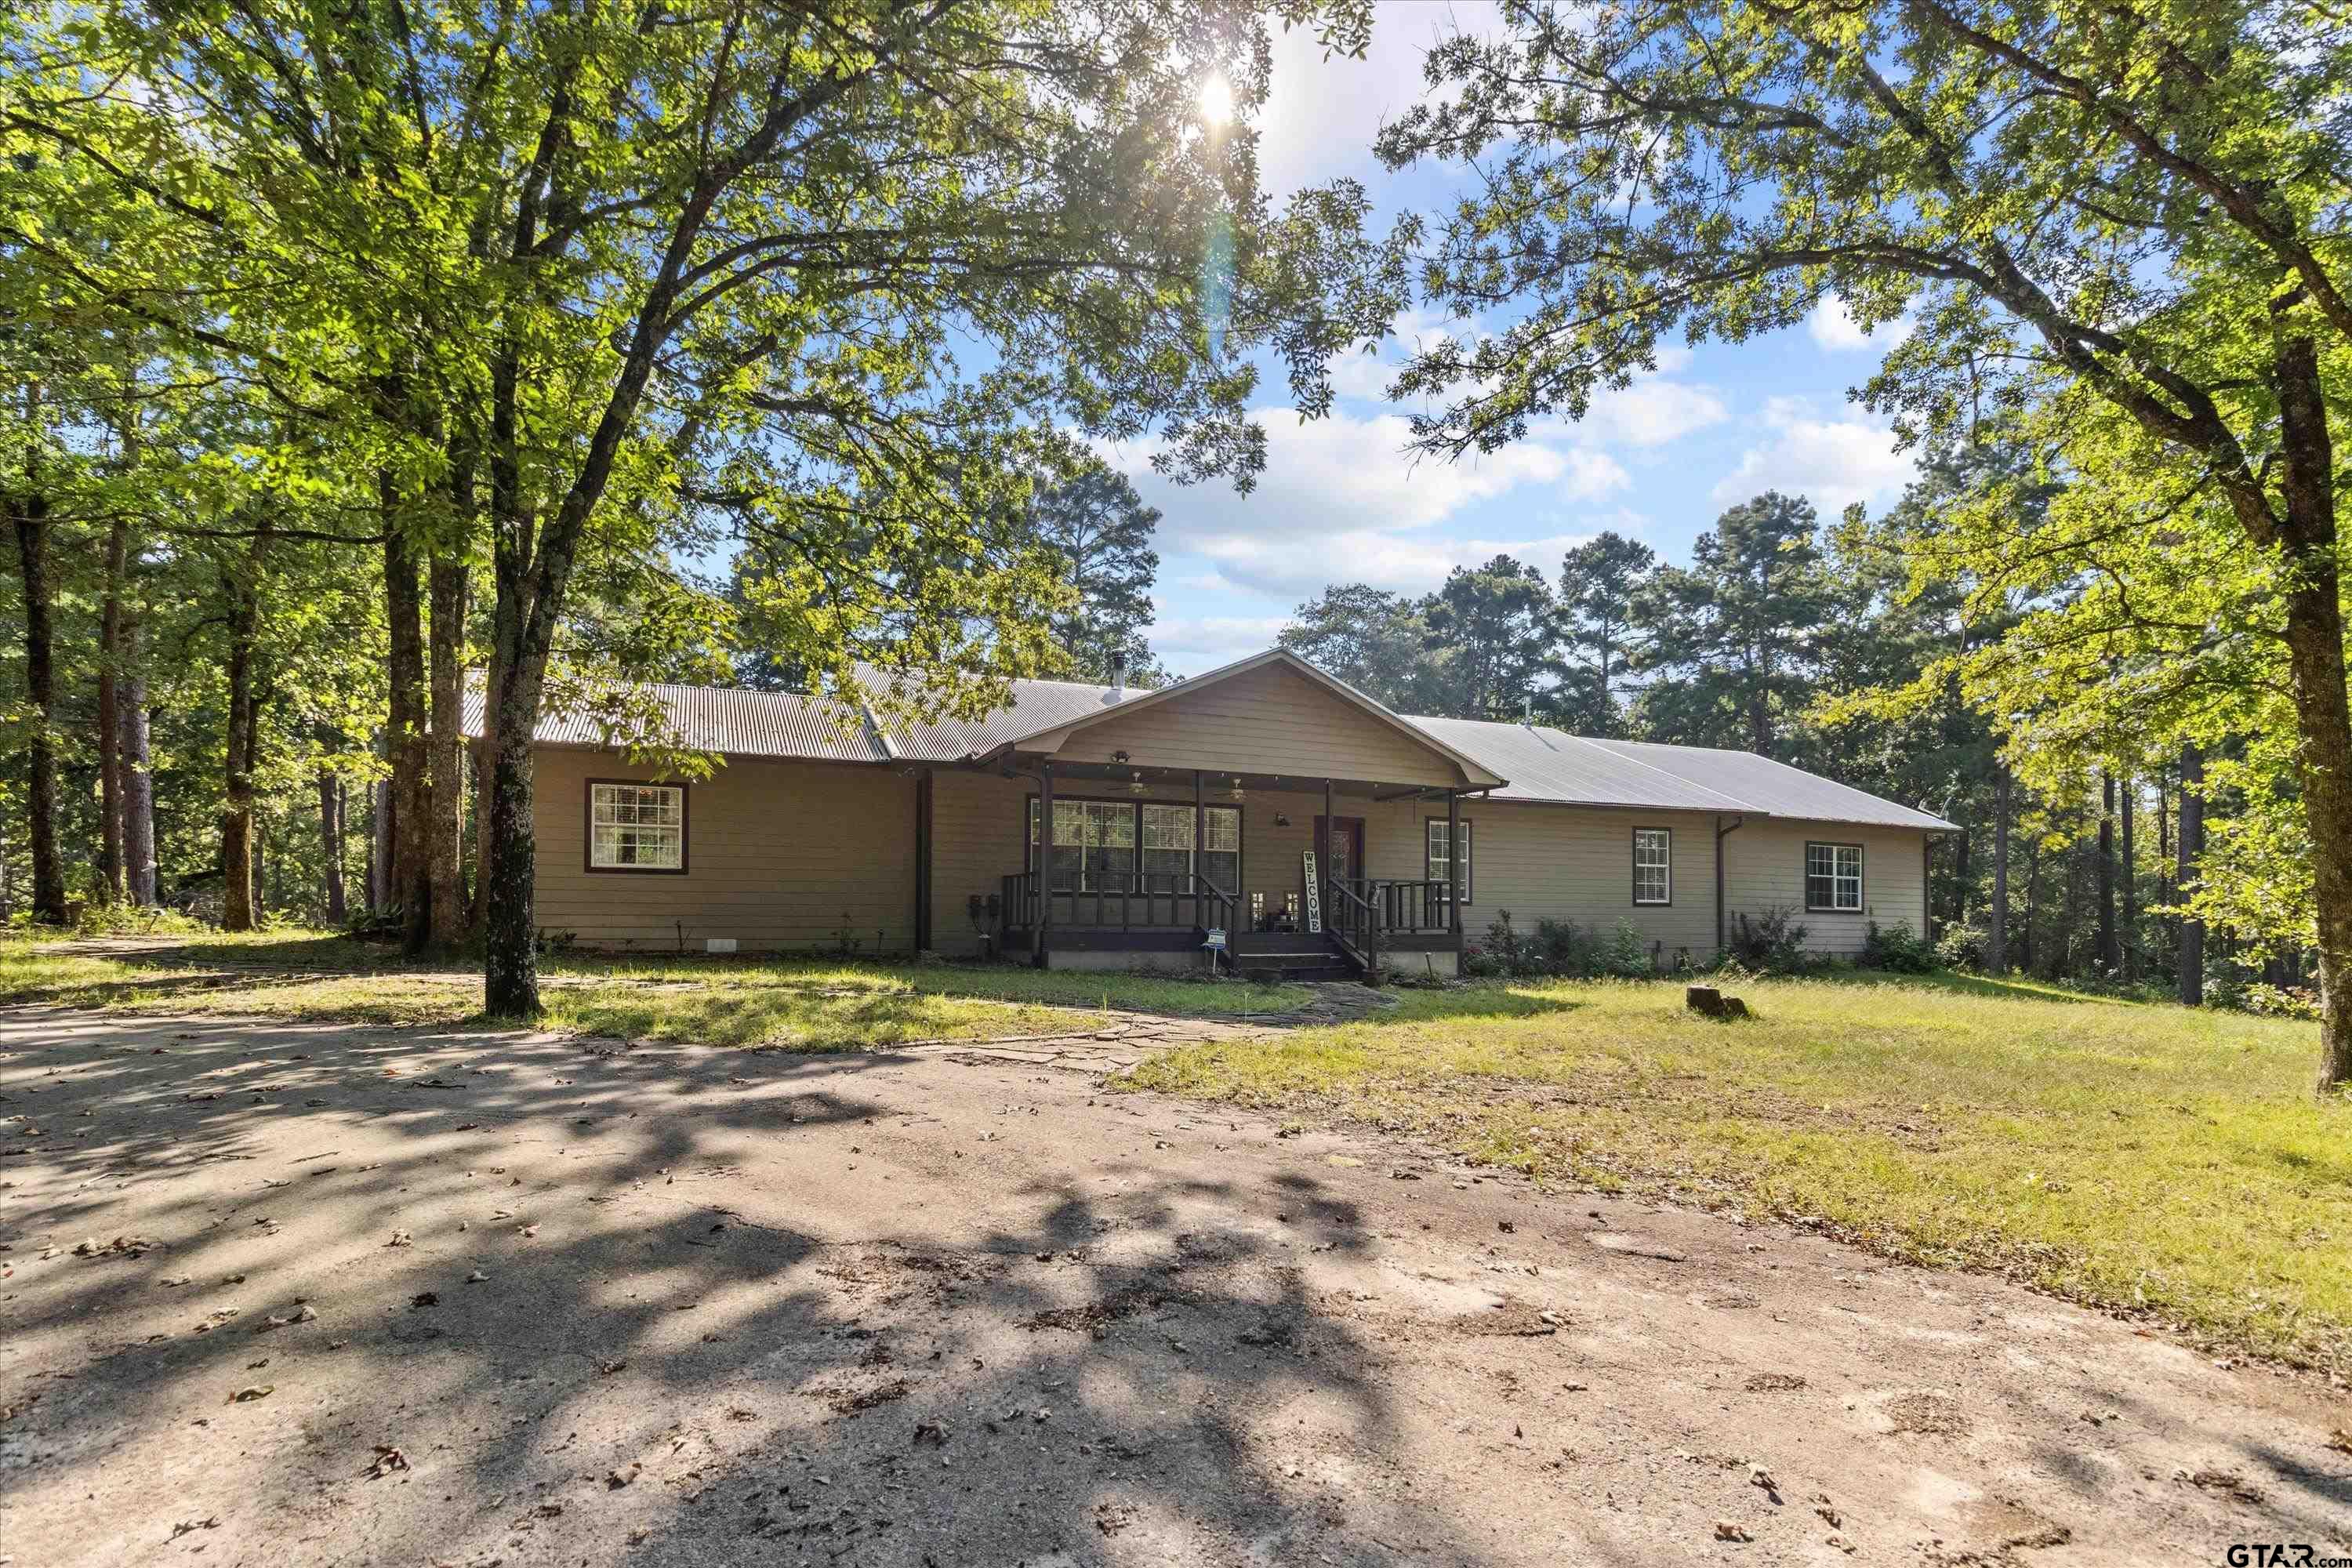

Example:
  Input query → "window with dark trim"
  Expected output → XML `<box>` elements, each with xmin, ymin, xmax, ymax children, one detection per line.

<box><xmin>1806</xmin><ymin>840</ymin><xmax>1864</xmax><ymax>912</ymax></box>
<box><xmin>1632</xmin><ymin>827</ymin><xmax>1671</xmax><ymax>905</ymax></box>
<box><xmin>586</xmin><ymin>781</ymin><xmax>687</xmax><ymax>873</ymax></box>
<box><xmin>1425</xmin><ymin>817</ymin><xmax>1473</xmax><ymax>906</ymax></box>
<box><xmin>1028</xmin><ymin>796</ymin><xmax>1240</xmax><ymax>894</ymax></box>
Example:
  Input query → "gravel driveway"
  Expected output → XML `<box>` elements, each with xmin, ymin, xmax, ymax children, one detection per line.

<box><xmin>2</xmin><ymin>1007</ymin><xmax>2347</xmax><ymax>1566</ymax></box>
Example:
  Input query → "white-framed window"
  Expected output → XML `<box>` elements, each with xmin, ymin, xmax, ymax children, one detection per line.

<box><xmin>1806</xmin><ymin>840</ymin><xmax>1864</xmax><ymax>912</ymax></box>
<box><xmin>588</xmin><ymin>782</ymin><xmax>685</xmax><ymax>872</ymax></box>
<box><xmin>1425</xmin><ymin>817</ymin><xmax>1473</xmax><ymax>906</ymax></box>
<box><xmin>1632</xmin><ymin>827</ymin><xmax>1671</xmax><ymax>905</ymax></box>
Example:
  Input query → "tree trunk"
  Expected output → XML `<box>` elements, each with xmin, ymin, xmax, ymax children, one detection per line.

<box><xmin>11</xmin><ymin>490</ymin><xmax>67</xmax><ymax>924</ymax></box>
<box><xmin>220</xmin><ymin>645</ymin><xmax>258</xmax><ymax>930</ymax></box>
<box><xmin>120</xmin><ymin>644</ymin><xmax>156</xmax><ymax>906</ymax></box>
<box><xmin>427</xmin><ymin>555</ymin><xmax>470</xmax><ymax>948</ymax></box>
<box><xmin>1988</xmin><ymin>764</ymin><xmax>2010</xmax><ymax>975</ymax></box>
<box><xmin>2261</xmin><ymin>319</ymin><xmax>2352</xmax><ymax>1087</ymax></box>
<box><xmin>2096</xmin><ymin>771</ymin><xmax>2117</xmax><ymax>975</ymax></box>
<box><xmin>368</xmin><ymin>771</ymin><xmax>393</xmax><ymax>913</ymax></box>
<box><xmin>470</xmin><ymin>736</ymin><xmax>495</xmax><ymax>940</ymax></box>
<box><xmin>2119</xmin><ymin>777</ymin><xmax>2136</xmax><ymax>982</ymax></box>
<box><xmin>482</xmin><ymin>673</ymin><xmax>541</xmax><ymax>1015</ymax></box>
<box><xmin>317</xmin><ymin>738</ymin><xmax>347</xmax><ymax>926</ymax></box>
<box><xmin>2178</xmin><ymin>744</ymin><xmax>2205</xmax><ymax>1007</ymax></box>
<box><xmin>219</xmin><ymin>532</ymin><xmax>270</xmax><ymax>932</ymax></box>
<box><xmin>96</xmin><ymin>516</ymin><xmax>129</xmax><ymax>905</ymax></box>
<box><xmin>385</xmin><ymin>521</ymin><xmax>430</xmax><ymax>953</ymax></box>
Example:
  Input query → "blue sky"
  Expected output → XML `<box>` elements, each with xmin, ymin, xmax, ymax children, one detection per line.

<box><xmin>1114</xmin><ymin>2</ymin><xmax>1918</xmax><ymax>676</ymax></box>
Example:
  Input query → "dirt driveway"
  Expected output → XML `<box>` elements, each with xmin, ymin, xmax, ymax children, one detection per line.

<box><xmin>2</xmin><ymin>1007</ymin><xmax>2347</xmax><ymax>1567</ymax></box>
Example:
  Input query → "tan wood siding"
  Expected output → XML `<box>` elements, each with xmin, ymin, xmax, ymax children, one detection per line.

<box><xmin>529</xmin><ymin>747</ymin><xmax>916</xmax><ymax>952</ymax></box>
<box><xmin>1051</xmin><ymin>662</ymin><xmax>1467</xmax><ymax>788</ymax></box>
<box><xmin>1442</xmin><ymin>802</ymin><xmax>1720</xmax><ymax>960</ymax></box>
<box><xmin>1722</xmin><ymin>820</ymin><xmax>1928</xmax><ymax>956</ymax></box>
<box><xmin>927</xmin><ymin>768</ymin><xmax>1032</xmax><ymax>956</ymax></box>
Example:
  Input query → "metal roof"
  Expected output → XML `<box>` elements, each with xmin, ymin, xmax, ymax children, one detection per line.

<box><xmin>869</xmin><ymin>673</ymin><xmax>1148</xmax><ymax>760</ymax></box>
<box><xmin>459</xmin><ymin>683</ymin><xmax>885</xmax><ymax>763</ymax></box>
<box><xmin>469</xmin><ymin>655</ymin><xmax>1955</xmax><ymax>831</ymax></box>
<box><xmin>1402</xmin><ymin>717</ymin><xmax>1755</xmax><ymax>813</ymax></box>
<box><xmin>1580</xmin><ymin>738</ymin><xmax>1956</xmax><ymax>830</ymax></box>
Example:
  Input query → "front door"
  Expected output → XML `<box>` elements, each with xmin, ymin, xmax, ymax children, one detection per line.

<box><xmin>1316</xmin><ymin>815</ymin><xmax>1367</xmax><ymax>894</ymax></box>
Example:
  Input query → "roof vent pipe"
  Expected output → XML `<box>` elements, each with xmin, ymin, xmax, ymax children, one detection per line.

<box><xmin>1109</xmin><ymin>649</ymin><xmax>1127</xmax><ymax>699</ymax></box>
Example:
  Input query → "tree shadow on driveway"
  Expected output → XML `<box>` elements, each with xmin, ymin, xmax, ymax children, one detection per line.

<box><xmin>1</xmin><ymin>1009</ymin><xmax>1577</xmax><ymax>1568</ymax></box>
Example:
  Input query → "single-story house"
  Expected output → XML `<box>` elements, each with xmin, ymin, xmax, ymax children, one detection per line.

<box><xmin>472</xmin><ymin>648</ymin><xmax>1954</xmax><ymax>978</ymax></box>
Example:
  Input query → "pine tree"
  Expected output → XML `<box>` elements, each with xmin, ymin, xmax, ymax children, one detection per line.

<box><xmin>1555</xmin><ymin>532</ymin><xmax>1655</xmax><ymax>735</ymax></box>
<box><xmin>1023</xmin><ymin>470</ymin><xmax>1165</xmax><ymax>684</ymax></box>
<box><xmin>1634</xmin><ymin>494</ymin><xmax>1833</xmax><ymax>757</ymax></box>
<box><xmin>1423</xmin><ymin>555</ymin><xmax>1559</xmax><ymax>720</ymax></box>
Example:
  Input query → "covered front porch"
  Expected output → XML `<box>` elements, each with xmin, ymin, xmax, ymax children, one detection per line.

<box><xmin>964</xmin><ymin>651</ymin><xmax>1501</xmax><ymax>979</ymax></box>
<box><xmin>992</xmin><ymin>766</ymin><xmax>1468</xmax><ymax>978</ymax></box>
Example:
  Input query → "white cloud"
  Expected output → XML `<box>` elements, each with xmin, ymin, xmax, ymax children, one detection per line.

<box><xmin>1552</xmin><ymin>377</ymin><xmax>1730</xmax><ymax>448</ymax></box>
<box><xmin>1150</xmin><ymin>612</ymin><xmax>1294</xmax><ymax>673</ymax></box>
<box><xmin>1109</xmin><ymin>405</ymin><xmax>1626</xmax><ymax>599</ymax></box>
<box><xmin>1708</xmin><ymin>397</ymin><xmax>1914</xmax><ymax>516</ymax></box>
<box><xmin>1325</xmin><ymin>305</ymin><xmax>1479</xmax><ymax>403</ymax></box>
<box><xmin>1807</xmin><ymin>297</ymin><xmax>1913</xmax><ymax>353</ymax></box>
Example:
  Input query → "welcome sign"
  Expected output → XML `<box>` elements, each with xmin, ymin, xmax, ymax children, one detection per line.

<box><xmin>1300</xmin><ymin>850</ymin><xmax>1323</xmax><ymax>934</ymax></box>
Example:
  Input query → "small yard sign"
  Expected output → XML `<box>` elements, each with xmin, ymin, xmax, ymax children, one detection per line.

<box><xmin>1301</xmin><ymin>851</ymin><xmax>1323</xmax><ymax>934</ymax></box>
<box><xmin>1203</xmin><ymin>927</ymin><xmax>1227</xmax><ymax>951</ymax></box>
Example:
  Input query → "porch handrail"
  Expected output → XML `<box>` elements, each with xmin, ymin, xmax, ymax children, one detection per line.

<box><xmin>1324</xmin><ymin>877</ymin><xmax>1381</xmax><ymax>975</ymax></box>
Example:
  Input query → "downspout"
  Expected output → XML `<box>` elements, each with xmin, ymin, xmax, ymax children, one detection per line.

<box><xmin>1715</xmin><ymin>814</ymin><xmax>1746</xmax><ymax>955</ymax></box>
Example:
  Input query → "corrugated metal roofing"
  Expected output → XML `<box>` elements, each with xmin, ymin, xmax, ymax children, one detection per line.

<box><xmin>1402</xmin><ymin>717</ymin><xmax>1755</xmax><ymax>812</ymax></box>
<box><xmin>459</xmin><ymin>683</ymin><xmax>885</xmax><ymax>763</ymax></box>
<box><xmin>1581</xmin><ymin>738</ymin><xmax>1955</xmax><ymax>830</ymax></box>
<box><xmin>469</xmin><ymin>654</ymin><xmax>1954</xmax><ymax>831</ymax></box>
<box><xmin>869</xmin><ymin>674</ymin><xmax>1147</xmax><ymax>760</ymax></box>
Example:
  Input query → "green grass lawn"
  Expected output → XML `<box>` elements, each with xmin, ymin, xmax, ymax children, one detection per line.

<box><xmin>0</xmin><ymin>929</ymin><xmax>1311</xmax><ymax>1047</ymax></box>
<box><xmin>1120</xmin><ymin>973</ymin><xmax>2352</xmax><ymax>1375</ymax></box>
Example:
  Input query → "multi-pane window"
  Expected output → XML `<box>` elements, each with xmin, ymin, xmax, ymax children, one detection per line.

<box><xmin>1048</xmin><ymin>800</ymin><xmax>1135</xmax><ymax>891</ymax></box>
<box><xmin>1806</xmin><ymin>841</ymin><xmax>1864</xmax><ymax>912</ymax></box>
<box><xmin>1033</xmin><ymin>799</ymin><xmax>1238</xmax><ymax>893</ymax></box>
<box><xmin>1200</xmin><ymin>805</ymin><xmax>1241</xmax><ymax>892</ymax></box>
<box><xmin>1425</xmin><ymin>818</ymin><xmax>1473</xmax><ymax>906</ymax></box>
<box><xmin>1632</xmin><ymin>828</ymin><xmax>1671</xmax><ymax>905</ymax></box>
<box><xmin>588</xmin><ymin>782</ymin><xmax>685</xmax><ymax>871</ymax></box>
<box><xmin>1140</xmin><ymin>804</ymin><xmax>1196</xmax><ymax>891</ymax></box>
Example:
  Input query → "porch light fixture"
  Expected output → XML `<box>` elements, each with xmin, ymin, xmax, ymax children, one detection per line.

<box><xmin>1111</xmin><ymin>750</ymin><xmax>1131</xmax><ymax>764</ymax></box>
<box><xmin>1273</xmin><ymin>812</ymin><xmax>1290</xmax><ymax>828</ymax></box>
<box><xmin>1226</xmin><ymin>776</ymin><xmax>1246</xmax><ymax>802</ymax></box>
<box><xmin>1127</xmin><ymin>770</ymin><xmax>1147</xmax><ymax>796</ymax></box>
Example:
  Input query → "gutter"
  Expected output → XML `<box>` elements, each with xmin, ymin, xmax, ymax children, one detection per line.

<box><xmin>1715</xmin><ymin>814</ymin><xmax>1746</xmax><ymax>955</ymax></box>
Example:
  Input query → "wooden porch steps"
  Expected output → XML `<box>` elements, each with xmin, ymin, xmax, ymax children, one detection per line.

<box><xmin>1227</xmin><ymin>933</ymin><xmax>1359</xmax><ymax>982</ymax></box>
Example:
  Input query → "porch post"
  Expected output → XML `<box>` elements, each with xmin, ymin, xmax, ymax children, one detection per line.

<box><xmin>1447</xmin><ymin>789</ymin><xmax>1463</xmax><ymax>943</ymax></box>
<box><xmin>1193</xmin><ymin>768</ymin><xmax>1206</xmax><ymax>904</ymax></box>
<box><xmin>1036</xmin><ymin>761</ymin><xmax>1054</xmax><ymax>967</ymax></box>
<box><xmin>1321</xmin><ymin>777</ymin><xmax>1335</xmax><ymax>919</ymax></box>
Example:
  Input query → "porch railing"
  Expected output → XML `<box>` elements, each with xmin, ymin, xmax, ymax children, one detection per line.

<box><xmin>1000</xmin><ymin>870</ymin><xmax>1239</xmax><ymax>944</ymax></box>
<box><xmin>1000</xmin><ymin>872</ymin><xmax>1040</xmax><ymax>938</ymax></box>
<box><xmin>1371</xmin><ymin>878</ymin><xmax>1454</xmax><ymax>935</ymax></box>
